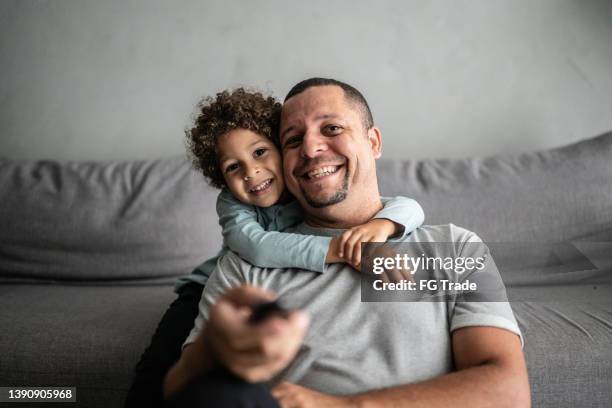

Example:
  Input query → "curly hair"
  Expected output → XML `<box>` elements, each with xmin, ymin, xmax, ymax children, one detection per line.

<box><xmin>186</xmin><ymin>88</ymin><xmax>282</xmax><ymax>189</ymax></box>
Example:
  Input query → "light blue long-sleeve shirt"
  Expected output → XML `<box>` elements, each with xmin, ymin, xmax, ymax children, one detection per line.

<box><xmin>174</xmin><ymin>189</ymin><xmax>425</xmax><ymax>292</ymax></box>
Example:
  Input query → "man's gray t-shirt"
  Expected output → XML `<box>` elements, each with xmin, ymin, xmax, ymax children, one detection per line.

<box><xmin>184</xmin><ymin>223</ymin><xmax>522</xmax><ymax>395</ymax></box>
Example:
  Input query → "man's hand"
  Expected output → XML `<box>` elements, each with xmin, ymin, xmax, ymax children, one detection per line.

<box><xmin>206</xmin><ymin>285</ymin><xmax>310</xmax><ymax>383</ymax></box>
<box><xmin>336</xmin><ymin>218</ymin><xmax>398</xmax><ymax>269</ymax></box>
<box><xmin>272</xmin><ymin>382</ymin><xmax>353</xmax><ymax>408</ymax></box>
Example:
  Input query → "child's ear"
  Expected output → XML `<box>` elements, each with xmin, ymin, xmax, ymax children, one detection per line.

<box><xmin>367</xmin><ymin>127</ymin><xmax>382</xmax><ymax>159</ymax></box>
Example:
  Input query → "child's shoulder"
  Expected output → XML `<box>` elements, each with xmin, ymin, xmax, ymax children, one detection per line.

<box><xmin>217</xmin><ymin>188</ymin><xmax>253</xmax><ymax>210</ymax></box>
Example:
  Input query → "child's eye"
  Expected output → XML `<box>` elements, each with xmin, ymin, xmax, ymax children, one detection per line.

<box><xmin>253</xmin><ymin>148</ymin><xmax>267</xmax><ymax>157</ymax></box>
<box><xmin>225</xmin><ymin>163</ymin><xmax>239</xmax><ymax>173</ymax></box>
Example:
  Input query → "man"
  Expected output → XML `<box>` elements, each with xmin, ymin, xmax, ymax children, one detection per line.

<box><xmin>163</xmin><ymin>78</ymin><xmax>531</xmax><ymax>407</ymax></box>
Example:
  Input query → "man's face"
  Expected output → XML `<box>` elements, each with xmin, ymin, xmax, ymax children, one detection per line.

<box><xmin>280</xmin><ymin>85</ymin><xmax>382</xmax><ymax>223</ymax></box>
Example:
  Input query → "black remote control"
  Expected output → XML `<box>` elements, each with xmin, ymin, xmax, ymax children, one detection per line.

<box><xmin>249</xmin><ymin>300</ymin><xmax>289</xmax><ymax>323</ymax></box>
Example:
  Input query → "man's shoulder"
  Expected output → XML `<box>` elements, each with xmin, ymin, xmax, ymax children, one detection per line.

<box><xmin>218</xmin><ymin>250</ymin><xmax>251</xmax><ymax>268</ymax></box>
<box><xmin>406</xmin><ymin>223</ymin><xmax>482</xmax><ymax>244</ymax></box>
<box><xmin>209</xmin><ymin>250</ymin><xmax>253</xmax><ymax>283</ymax></box>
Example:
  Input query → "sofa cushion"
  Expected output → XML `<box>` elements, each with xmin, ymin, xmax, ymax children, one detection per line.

<box><xmin>378</xmin><ymin>131</ymin><xmax>612</xmax><ymax>242</ymax></box>
<box><xmin>0</xmin><ymin>158</ymin><xmax>221</xmax><ymax>281</ymax></box>
<box><xmin>1</xmin><ymin>132</ymin><xmax>610</xmax><ymax>281</ymax></box>
<box><xmin>0</xmin><ymin>283</ymin><xmax>176</xmax><ymax>407</ymax></box>
<box><xmin>0</xmin><ymin>283</ymin><xmax>610</xmax><ymax>408</ymax></box>
<box><xmin>512</xmin><ymin>300</ymin><xmax>612</xmax><ymax>408</ymax></box>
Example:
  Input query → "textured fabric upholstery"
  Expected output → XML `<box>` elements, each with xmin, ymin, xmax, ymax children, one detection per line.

<box><xmin>0</xmin><ymin>158</ymin><xmax>220</xmax><ymax>281</ymax></box>
<box><xmin>0</xmin><ymin>283</ymin><xmax>175</xmax><ymax>407</ymax></box>
<box><xmin>1</xmin><ymin>132</ymin><xmax>611</xmax><ymax>407</ymax></box>
<box><xmin>378</xmin><ymin>131</ymin><xmax>612</xmax><ymax>242</ymax></box>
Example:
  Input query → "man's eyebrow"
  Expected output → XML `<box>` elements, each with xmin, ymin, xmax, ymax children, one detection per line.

<box><xmin>281</xmin><ymin>114</ymin><xmax>342</xmax><ymax>141</ymax></box>
<box><xmin>315</xmin><ymin>114</ymin><xmax>341</xmax><ymax>121</ymax></box>
<box><xmin>280</xmin><ymin>125</ymin><xmax>296</xmax><ymax>141</ymax></box>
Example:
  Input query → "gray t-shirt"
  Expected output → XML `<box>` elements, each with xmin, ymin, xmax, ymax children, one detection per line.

<box><xmin>184</xmin><ymin>223</ymin><xmax>522</xmax><ymax>395</ymax></box>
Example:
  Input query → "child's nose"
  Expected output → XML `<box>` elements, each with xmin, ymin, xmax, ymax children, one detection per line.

<box><xmin>243</xmin><ymin>166</ymin><xmax>261</xmax><ymax>181</ymax></box>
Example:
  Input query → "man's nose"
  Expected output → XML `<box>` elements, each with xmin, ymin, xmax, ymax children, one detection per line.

<box><xmin>301</xmin><ymin>131</ymin><xmax>328</xmax><ymax>158</ymax></box>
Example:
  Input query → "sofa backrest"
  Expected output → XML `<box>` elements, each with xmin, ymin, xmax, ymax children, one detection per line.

<box><xmin>0</xmin><ymin>158</ymin><xmax>219</xmax><ymax>281</ymax></box>
<box><xmin>1</xmin><ymin>132</ymin><xmax>610</xmax><ymax>281</ymax></box>
<box><xmin>378</xmin><ymin>131</ymin><xmax>612</xmax><ymax>243</ymax></box>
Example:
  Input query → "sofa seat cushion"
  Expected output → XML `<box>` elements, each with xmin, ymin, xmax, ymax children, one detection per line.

<box><xmin>0</xmin><ymin>283</ymin><xmax>175</xmax><ymax>407</ymax></box>
<box><xmin>1</xmin><ymin>283</ymin><xmax>610</xmax><ymax>408</ymax></box>
<box><xmin>512</xmin><ymin>301</ymin><xmax>612</xmax><ymax>408</ymax></box>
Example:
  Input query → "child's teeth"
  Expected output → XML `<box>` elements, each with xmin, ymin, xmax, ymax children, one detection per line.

<box><xmin>251</xmin><ymin>179</ymin><xmax>271</xmax><ymax>192</ymax></box>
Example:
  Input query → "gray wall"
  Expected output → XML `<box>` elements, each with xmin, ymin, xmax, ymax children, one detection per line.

<box><xmin>1</xmin><ymin>0</ymin><xmax>611</xmax><ymax>161</ymax></box>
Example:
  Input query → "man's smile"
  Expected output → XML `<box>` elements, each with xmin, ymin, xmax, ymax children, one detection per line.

<box><xmin>295</xmin><ymin>158</ymin><xmax>348</xmax><ymax>182</ymax></box>
<box><xmin>298</xmin><ymin>164</ymin><xmax>346</xmax><ymax>188</ymax></box>
<box><xmin>305</xmin><ymin>165</ymin><xmax>341</xmax><ymax>179</ymax></box>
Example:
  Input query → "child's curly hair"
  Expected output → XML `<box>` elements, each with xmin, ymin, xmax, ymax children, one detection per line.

<box><xmin>186</xmin><ymin>88</ymin><xmax>282</xmax><ymax>189</ymax></box>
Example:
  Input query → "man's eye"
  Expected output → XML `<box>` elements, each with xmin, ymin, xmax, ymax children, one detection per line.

<box><xmin>225</xmin><ymin>163</ymin><xmax>239</xmax><ymax>173</ymax></box>
<box><xmin>325</xmin><ymin>125</ymin><xmax>343</xmax><ymax>134</ymax></box>
<box><xmin>254</xmin><ymin>148</ymin><xmax>267</xmax><ymax>157</ymax></box>
<box><xmin>284</xmin><ymin>135</ymin><xmax>302</xmax><ymax>149</ymax></box>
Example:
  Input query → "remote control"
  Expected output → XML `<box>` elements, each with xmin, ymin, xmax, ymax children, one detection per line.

<box><xmin>249</xmin><ymin>300</ymin><xmax>290</xmax><ymax>323</ymax></box>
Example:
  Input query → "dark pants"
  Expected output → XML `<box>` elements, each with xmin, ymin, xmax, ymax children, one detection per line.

<box><xmin>124</xmin><ymin>282</ymin><xmax>204</xmax><ymax>408</ymax></box>
<box><xmin>124</xmin><ymin>282</ymin><xmax>280</xmax><ymax>408</ymax></box>
<box><xmin>164</xmin><ymin>368</ymin><xmax>280</xmax><ymax>408</ymax></box>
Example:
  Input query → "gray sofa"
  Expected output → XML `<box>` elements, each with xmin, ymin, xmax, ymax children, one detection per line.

<box><xmin>1</xmin><ymin>133</ymin><xmax>611</xmax><ymax>407</ymax></box>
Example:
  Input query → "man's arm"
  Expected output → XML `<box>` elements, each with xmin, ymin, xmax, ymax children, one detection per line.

<box><xmin>273</xmin><ymin>326</ymin><xmax>530</xmax><ymax>408</ymax></box>
<box><xmin>348</xmin><ymin>326</ymin><xmax>529</xmax><ymax>408</ymax></box>
<box><xmin>163</xmin><ymin>329</ymin><xmax>215</xmax><ymax>398</ymax></box>
<box><xmin>163</xmin><ymin>285</ymin><xmax>310</xmax><ymax>399</ymax></box>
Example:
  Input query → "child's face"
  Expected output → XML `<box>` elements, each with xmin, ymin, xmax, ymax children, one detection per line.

<box><xmin>217</xmin><ymin>129</ymin><xmax>285</xmax><ymax>207</ymax></box>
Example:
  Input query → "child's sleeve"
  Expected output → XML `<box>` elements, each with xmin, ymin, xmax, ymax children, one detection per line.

<box><xmin>217</xmin><ymin>190</ymin><xmax>332</xmax><ymax>273</ymax></box>
<box><xmin>377</xmin><ymin>196</ymin><xmax>425</xmax><ymax>239</ymax></box>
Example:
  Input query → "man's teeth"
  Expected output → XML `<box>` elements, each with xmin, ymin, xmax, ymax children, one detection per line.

<box><xmin>307</xmin><ymin>166</ymin><xmax>339</xmax><ymax>179</ymax></box>
<box><xmin>250</xmin><ymin>179</ymin><xmax>271</xmax><ymax>192</ymax></box>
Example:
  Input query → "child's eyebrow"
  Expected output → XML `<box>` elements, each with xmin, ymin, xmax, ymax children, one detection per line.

<box><xmin>218</xmin><ymin>154</ymin><xmax>232</xmax><ymax>165</ymax></box>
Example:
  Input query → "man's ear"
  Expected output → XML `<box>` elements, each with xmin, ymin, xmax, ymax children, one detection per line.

<box><xmin>367</xmin><ymin>127</ymin><xmax>382</xmax><ymax>159</ymax></box>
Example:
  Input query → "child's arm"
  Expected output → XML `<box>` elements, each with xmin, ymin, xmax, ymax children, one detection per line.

<box><xmin>335</xmin><ymin>196</ymin><xmax>425</xmax><ymax>268</ymax></box>
<box><xmin>217</xmin><ymin>190</ymin><xmax>333</xmax><ymax>273</ymax></box>
<box><xmin>378</xmin><ymin>196</ymin><xmax>425</xmax><ymax>238</ymax></box>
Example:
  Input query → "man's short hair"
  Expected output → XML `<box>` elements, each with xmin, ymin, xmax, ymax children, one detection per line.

<box><xmin>284</xmin><ymin>78</ymin><xmax>374</xmax><ymax>129</ymax></box>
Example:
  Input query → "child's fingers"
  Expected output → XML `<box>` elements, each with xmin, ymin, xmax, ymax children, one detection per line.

<box><xmin>343</xmin><ymin>231</ymin><xmax>358</xmax><ymax>262</ymax></box>
<box><xmin>352</xmin><ymin>239</ymin><xmax>362</xmax><ymax>268</ymax></box>
<box><xmin>344</xmin><ymin>231</ymin><xmax>363</xmax><ymax>264</ymax></box>
<box><xmin>373</xmin><ymin>232</ymin><xmax>388</xmax><ymax>243</ymax></box>
<box><xmin>380</xmin><ymin>270</ymin><xmax>390</xmax><ymax>284</ymax></box>
<box><xmin>342</xmin><ymin>234</ymin><xmax>354</xmax><ymax>263</ymax></box>
<box><xmin>385</xmin><ymin>267</ymin><xmax>405</xmax><ymax>283</ymax></box>
<box><xmin>338</xmin><ymin>230</ymin><xmax>353</xmax><ymax>257</ymax></box>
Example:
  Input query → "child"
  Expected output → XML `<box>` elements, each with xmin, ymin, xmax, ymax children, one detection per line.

<box><xmin>175</xmin><ymin>88</ymin><xmax>424</xmax><ymax>292</ymax></box>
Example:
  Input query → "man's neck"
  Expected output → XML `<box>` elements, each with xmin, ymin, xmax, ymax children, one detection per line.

<box><xmin>303</xmin><ymin>195</ymin><xmax>384</xmax><ymax>229</ymax></box>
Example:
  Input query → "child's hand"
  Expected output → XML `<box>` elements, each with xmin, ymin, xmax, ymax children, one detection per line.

<box><xmin>337</xmin><ymin>218</ymin><xmax>398</xmax><ymax>270</ymax></box>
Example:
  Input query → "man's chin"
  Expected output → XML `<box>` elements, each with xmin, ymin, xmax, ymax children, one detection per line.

<box><xmin>295</xmin><ymin>168</ymin><xmax>350</xmax><ymax>208</ymax></box>
<box><xmin>301</xmin><ymin>189</ymin><xmax>347</xmax><ymax>209</ymax></box>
